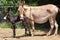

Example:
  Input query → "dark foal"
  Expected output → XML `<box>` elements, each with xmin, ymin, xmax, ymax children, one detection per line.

<box><xmin>3</xmin><ymin>9</ymin><xmax>28</xmax><ymax>38</ymax></box>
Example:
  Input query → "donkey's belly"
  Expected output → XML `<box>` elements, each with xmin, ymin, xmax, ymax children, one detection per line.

<box><xmin>34</xmin><ymin>16</ymin><xmax>49</xmax><ymax>24</ymax></box>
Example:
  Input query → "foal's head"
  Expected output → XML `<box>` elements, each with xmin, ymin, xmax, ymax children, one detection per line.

<box><xmin>3</xmin><ymin>8</ymin><xmax>10</xmax><ymax>20</ymax></box>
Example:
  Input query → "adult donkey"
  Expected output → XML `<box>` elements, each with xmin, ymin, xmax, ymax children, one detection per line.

<box><xmin>18</xmin><ymin>3</ymin><xmax>60</xmax><ymax>36</ymax></box>
<box><xmin>3</xmin><ymin>8</ymin><xmax>28</xmax><ymax>37</ymax></box>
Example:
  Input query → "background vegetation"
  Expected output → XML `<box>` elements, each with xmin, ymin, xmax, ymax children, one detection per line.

<box><xmin>0</xmin><ymin>0</ymin><xmax>60</xmax><ymax>28</ymax></box>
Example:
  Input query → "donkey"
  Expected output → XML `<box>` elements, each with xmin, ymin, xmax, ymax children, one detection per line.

<box><xmin>18</xmin><ymin>3</ymin><xmax>60</xmax><ymax>36</ymax></box>
<box><xmin>3</xmin><ymin>8</ymin><xmax>28</xmax><ymax>37</ymax></box>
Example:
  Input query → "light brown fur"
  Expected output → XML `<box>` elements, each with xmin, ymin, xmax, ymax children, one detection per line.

<box><xmin>18</xmin><ymin>3</ymin><xmax>59</xmax><ymax>36</ymax></box>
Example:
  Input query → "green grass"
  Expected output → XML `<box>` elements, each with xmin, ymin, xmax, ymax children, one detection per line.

<box><xmin>0</xmin><ymin>21</ymin><xmax>22</xmax><ymax>28</ymax></box>
<box><xmin>27</xmin><ymin>2</ymin><xmax>38</xmax><ymax>6</ymax></box>
<box><xmin>0</xmin><ymin>21</ymin><xmax>11</xmax><ymax>28</ymax></box>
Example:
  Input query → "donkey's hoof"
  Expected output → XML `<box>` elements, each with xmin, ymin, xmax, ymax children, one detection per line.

<box><xmin>25</xmin><ymin>34</ymin><xmax>28</xmax><ymax>36</ymax></box>
<box><xmin>53</xmin><ymin>34</ymin><xmax>57</xmax><ymax>36</ymax></box>
<box><xmin>28</xmin><ymin>34</ymin><xmax>32</xmax><ymax>36</ymax></box>
<box><xmin>13</xmin><ymin>36</ymin><xmax>16</xmax><ymax>38</ymax></box>
<box><xmin>25</xmin><ymin>34</ymin><xmax>31</xmax><ymax>36</ymax></box>
<box><xmin>46</xmin><ymin>33</ymin><xmax>51</xmax><ymax>36</ymax></box>
<box><xmin>31</xmin><ymin>34</ymin><xmax>34</xmax><ymax>36</ymax></box>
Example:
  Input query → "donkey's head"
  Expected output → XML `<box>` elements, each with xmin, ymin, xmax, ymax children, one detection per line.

<box><xmin>18</xmin><ymin>2</ymin><xmax>25</xmax><ymax>20</ymax></box>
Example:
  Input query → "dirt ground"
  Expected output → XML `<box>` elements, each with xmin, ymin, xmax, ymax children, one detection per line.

<box><xmin>0</xmin><ymin>28</ymin><xmax>60</xmax><ymax>40</ymax></box>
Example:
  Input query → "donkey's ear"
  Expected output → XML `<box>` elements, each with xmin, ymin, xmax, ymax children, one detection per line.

<box><xmin>19</xmin><ymin>1</ymin><xmax>25</xmax><ymax>6</ymax></box>
<box><xmin>22</xmin><ymin>1</ymin><xmax>25</xmax><ymax>5</ymax></box>
<box><xmin>24</xmin><ymin>8</ymin><xmax>27</xmax><ymax>12</ymax></box>
<box><xmin>17</xmin><ymin>1</ymin><xmax>23</xmax><ymax>6</ymax></box>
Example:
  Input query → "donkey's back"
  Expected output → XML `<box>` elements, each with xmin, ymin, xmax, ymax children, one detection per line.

<box><xmin>30</xmin><ymin>4</ymin><xmax>58</xmax><ymax>13</ymax></box>
<box><xmin>24</xmin><ymin>4</ymin><xmax>59</xmax><ymax>23</ymax></box>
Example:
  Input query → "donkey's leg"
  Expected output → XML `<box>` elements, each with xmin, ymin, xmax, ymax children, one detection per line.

<box><xmin>27</xmin><ymin>20</ymin><xmax>31</xmax><ymax>36</ymax></box>
<box><xmin>31</xmin><ymin>21</ymin><xmax>35</xmax><ymax>36</ymax></box>
<box><xmin>47</xmin><ymin>17</ymin><xmax>55</xmax><ymax>36</ymax></box>
<box><xmin>54</xmin><ymin>20</ymin><xmax>58</xmax><ymax>35</ymax></box>
<box><xmin>28</xmin><ymin>25</ymin><xmax>31</xmax><ymax>36</ymax></box>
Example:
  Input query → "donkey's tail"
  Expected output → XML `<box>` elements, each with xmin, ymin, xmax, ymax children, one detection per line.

<box><xmin>58</xmin><ymin>9</ymin><xmax>60</xmax><ymax>12</ymax></box>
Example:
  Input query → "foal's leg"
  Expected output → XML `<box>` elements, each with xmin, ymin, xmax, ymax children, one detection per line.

<box><xmin>54</xmin><ymin>20</ymin><xmax>58</xmax><ymax>35</ymax></box>
<box><xmin>22</xmin><ymin>20</ymin><xmax>28</xmax><ymax>35</ymax></box>
<box><xmin>47</xmin><ymin>17</ymin><xmax>55</xmax><ymax>36</ymax></box>
<box><xmin>12</xmin><ymin>23</ymin><xmax>16</xmax><ymax>38</ymax></box>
